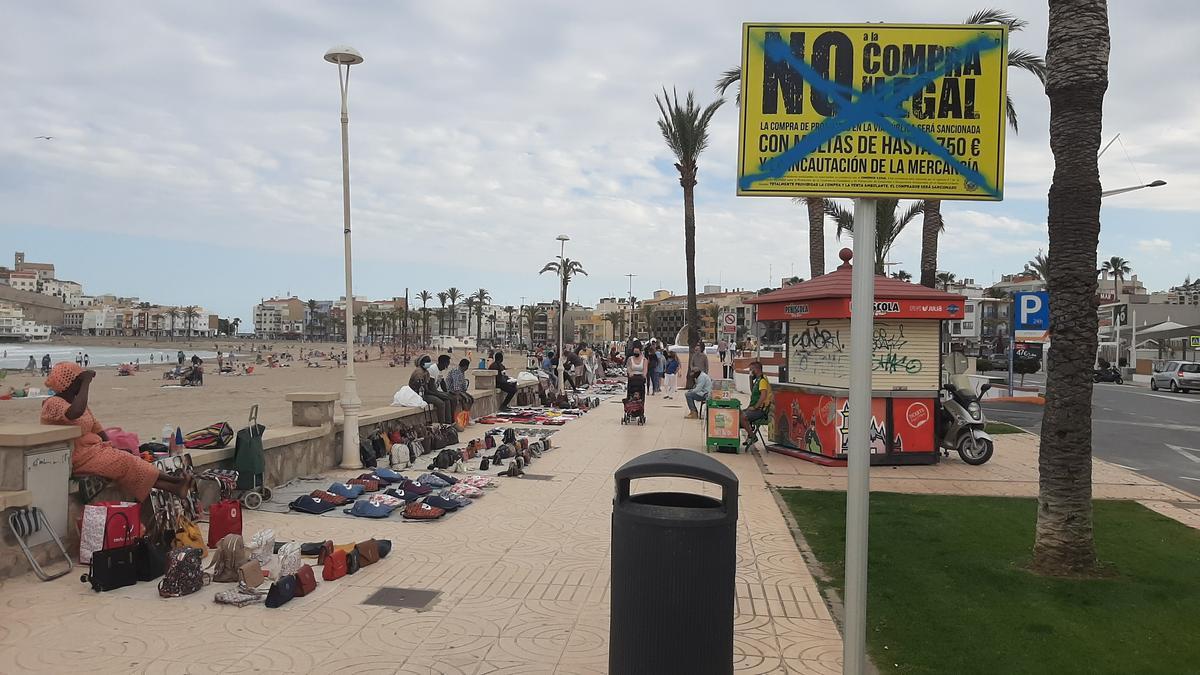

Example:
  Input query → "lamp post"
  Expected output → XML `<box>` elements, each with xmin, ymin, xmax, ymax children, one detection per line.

<box><xmin>556</xmin><ymin>234</ymin><xmax>570</xmax><ymax>395</ymax></box>
<box><xmin>325</xmin><ymin>45</ymin><xmax>364</xmax><ymax>470</ymax></box>
<box><xmin>1101</xmin><ymin>179</ymin><xmax>1166</xmax><ymax>198</ymax></box>
<box><xmin>625</xmin><ymin>273</ymin><xmax>637</xmax><ymax>342</ymax></box>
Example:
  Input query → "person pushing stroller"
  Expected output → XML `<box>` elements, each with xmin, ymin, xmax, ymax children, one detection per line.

<box><xmin>623</xmin><ymin>345</ymin><xmax>648</xmax><ymax>424</ymax></box>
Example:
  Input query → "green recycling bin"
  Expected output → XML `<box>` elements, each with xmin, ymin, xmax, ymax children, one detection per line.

<box><xmin>705</xmin><ymin>397</ymin><xmax>742</xmax><ymax>453</ymax></box>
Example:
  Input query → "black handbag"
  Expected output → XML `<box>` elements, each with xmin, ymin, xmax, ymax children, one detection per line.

<box><xmin>134</xmin><ymin>525</ymin><xmax>173</xmax><ymax>582</ymax></box>
<box><xmin>83</xmin><ymin>512</ymin><xmax>138</xmax><ymax>592</ymax></box>
<box><xmin>346</xmin><ymin>549</ymin><xmax>361</xmax><ymax>575</ymax></box>
<box><xmin>265</xmin><ymin>574</ymin><xmax>298</xmax><ymax>608</ymax></box>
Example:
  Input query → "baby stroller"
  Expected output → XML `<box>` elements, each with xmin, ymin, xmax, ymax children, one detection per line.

<box><xmin>622</xmin><ymin>375</ymin><xmax>646</xmax><ymax>425</ymax></box>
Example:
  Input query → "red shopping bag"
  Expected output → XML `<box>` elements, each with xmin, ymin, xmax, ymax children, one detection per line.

<box><xmin>79</xmin><ymin>501</ymin><xmax>142</xmax><ymax>564</ymax></box>
<box><xmin>207</xmin><ymin>499</ymin><xmax>243</xmax><ymax>548</ymax></box>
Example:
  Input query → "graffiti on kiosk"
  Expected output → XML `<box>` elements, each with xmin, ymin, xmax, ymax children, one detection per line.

<box><xmin>871</xmin><ymin>322</ymin><xmax>922</xmax><ymax>375</ymax></box>
<box><xmin>791</xmin><ymin>320</ymin><xmax>843</xmax><ymax>351</ymax></box>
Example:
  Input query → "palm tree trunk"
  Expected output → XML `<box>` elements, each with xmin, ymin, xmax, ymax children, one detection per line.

<box><xmin>683</xmin><ymin>182</ymin><xmax>699</xmax><ymax>346</ymax></box>
<box><xmin>919</xmin><ymin>199</ymin><xmax>943</xmax><ymax>288</ymax></box>
<box><xmin>807</xmin><ymin>198</ymin><xmax>825</xmax><ymax>277</ymax></box>
<box><xmin>1033</xmin><ymin>0</ymin><xmax>1108</xmax><ymax>576</ymax></box>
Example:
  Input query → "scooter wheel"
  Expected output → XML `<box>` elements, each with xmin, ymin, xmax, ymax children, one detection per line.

<box><xmin>957</xmin><ymin>435</ymin><xmax>994</xmax><ymax>466</ymax></box>
<box><xmin>1115</xmin><ymin>377</ymin><xmax>1123</xmax><ymax>385</ymax></box>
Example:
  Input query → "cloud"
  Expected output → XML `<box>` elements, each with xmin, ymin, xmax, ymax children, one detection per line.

<box><xmin>0</xmin><ymin>0</ymin><xmax>1197</xmax><ymax>318</ymax></box>
<box><xmin>1137</xmin><ymin>238</ymin><xmax>1173</xmax><ymax>255</ymax></box>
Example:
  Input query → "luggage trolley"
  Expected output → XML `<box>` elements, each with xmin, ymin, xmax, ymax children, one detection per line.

<box><xmin>232</xmin><ymin>405</ymin><xmax>271</xmax><ymax>509</ymax></box>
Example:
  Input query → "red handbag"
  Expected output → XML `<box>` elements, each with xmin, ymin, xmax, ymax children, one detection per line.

<box><xmin>322</xmin><ymin>549</ymin><xmax>348</xmax><ymax>581</ymax></box>
<box><xmin>294</xmin><ymin>564</ymin><xmax>318</xmax><ymax>596</ymax></box>
<box><xmin>207</xmin><ymin>499</ymin><xmax>243</xmax><ymax>548</ymax></box>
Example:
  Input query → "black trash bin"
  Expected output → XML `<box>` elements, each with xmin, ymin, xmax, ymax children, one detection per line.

<box><xmin>609</xmin><ymin>448</ymin><xmax>739</xmax><ymax>675</ymax></box>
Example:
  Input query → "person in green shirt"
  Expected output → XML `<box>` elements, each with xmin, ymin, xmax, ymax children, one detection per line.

<box><xmin>741</xmin><ymin>360</ymin><xmax>772</xmax><ymax>448</ymax></box>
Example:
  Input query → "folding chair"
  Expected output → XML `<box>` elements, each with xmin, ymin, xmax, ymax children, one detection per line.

<box><xmin>8</xmin><ymin>507</ymin><xmax>73</xmax><ymax>581</ymax></box>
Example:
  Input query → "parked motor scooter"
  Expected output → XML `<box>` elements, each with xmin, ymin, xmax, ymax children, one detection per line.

<box><xmin>938</xmin><ymin>382</ymin><xmax>994</xmax><ymax>465</ymax></box>
<box><xmin>1093</xmin><ymin>365</ymin><xmax>1123</xmax><ymax>384</ymax></box>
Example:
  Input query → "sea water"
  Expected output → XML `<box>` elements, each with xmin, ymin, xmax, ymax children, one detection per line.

<box><xmin>0</xmin><ymin>344</ymin><xmax>224</xmax><ymax>370</ymax></box>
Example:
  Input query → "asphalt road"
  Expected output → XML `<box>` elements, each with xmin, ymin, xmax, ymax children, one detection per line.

<box><xmin>985</xmin><ymin>383</ymin><xmax>1200</xmax><ymax>498</ymax></box>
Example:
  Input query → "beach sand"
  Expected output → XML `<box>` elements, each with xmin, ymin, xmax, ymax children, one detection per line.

<box><xmin>0</xmin><ymin>340</ymin><xmax>521</xmax><ymax>443</ymax></box>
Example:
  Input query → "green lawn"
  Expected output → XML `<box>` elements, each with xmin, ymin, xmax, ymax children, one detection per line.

<box><xmin>779</xmin><ymin>490</ymin><xmax>1200</xmax><ymax>674</ymax></box>
<box><xmin>984</xmin><ymin>421</ymin><xmax>1025</xmax><ymax>434</ymax></box>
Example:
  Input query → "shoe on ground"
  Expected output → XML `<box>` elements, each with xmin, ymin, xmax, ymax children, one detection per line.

<box><xmin>685</xmin><ymin>412</ymin><xmax>698</xmax><ymax>419</ymax></box>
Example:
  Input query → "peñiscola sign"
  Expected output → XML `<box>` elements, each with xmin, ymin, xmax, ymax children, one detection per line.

<box><xmin>737</xmin><ymin>24</ymin><xmax>1009</xmax><ymax>201</ymax></box>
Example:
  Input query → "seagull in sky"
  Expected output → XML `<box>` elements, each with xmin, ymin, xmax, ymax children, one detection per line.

<box><xmin>34</xmin><ymin>135</ymin><xmax>53</xmax><ymax>140</ymax></box>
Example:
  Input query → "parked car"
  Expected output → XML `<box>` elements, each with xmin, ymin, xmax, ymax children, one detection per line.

<box><xmin>1150</xmin><ymin>361</ymin><xmax>1200</xmax><ymax>392</ymax></box>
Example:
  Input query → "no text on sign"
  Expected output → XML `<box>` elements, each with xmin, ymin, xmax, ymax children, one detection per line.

<box><xmin>737</xmin><ymin>23</ymin><xmax>1008</xmax><ymax>200</ymax></box>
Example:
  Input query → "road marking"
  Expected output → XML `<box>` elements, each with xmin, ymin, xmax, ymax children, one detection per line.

<box><xmin>1178</xmin><ymin>476</ymin><xmax>1200</xmax><ymax>482</ymax></box>
<box><xmin>1143</xmin><ymin>393</ymin><xmax>1200</xmax><ymax>404</ymax></box>
<box><xmin>1095</xmin><ymin>420</ymin><xmax>1200</xmax><ymax>433</ymax></box>
<box><xmin>1166</xmin><ymin>444</ymin><xmax>1200</xmax><ymax>464</ymax></box>
<box><xmin>1109</xmin><ymin>462</ymin><xmax>1139</xmax><ymax>471</ymax></box>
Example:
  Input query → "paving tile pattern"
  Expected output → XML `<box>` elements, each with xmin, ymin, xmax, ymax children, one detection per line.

<box><xmin>0</xmin><ymin>395</ymin><xmax>840</xmax><ymax>673</ymax></box>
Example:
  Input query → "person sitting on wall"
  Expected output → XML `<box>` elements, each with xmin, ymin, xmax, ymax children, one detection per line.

<box><xmin>684</xmin><ymin>369</ymin><xmax>713</xmax><ymax>420</ymax></box>
<box><xmin>740</xmin><ymin>360</ymin><xmax>773</xmax><ymax>447</ymax></box>
<box><xmin>489</xmin><ymin>351</ymin><xmax>518</xmax><ymax>411</ymax></box>
<box><xmin>446</xmin><ymin>358</ymin><xmax>475</xmax><ymax>415</ymax></box>
<box><xmin>409</xmin><ymin>355</ymin><xmax>451</xmax><ymax>424</ymax></box>
<box><xmin>40</xmin><ymin>363</ymin><xmax>192</xmax><ymax>501</ymax></box>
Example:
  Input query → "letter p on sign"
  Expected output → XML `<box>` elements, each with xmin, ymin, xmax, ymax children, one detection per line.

<box><xmin>1015</xmin><ymin>291</ymin><xmax>1049</xmax><ymax>333</ymax></box>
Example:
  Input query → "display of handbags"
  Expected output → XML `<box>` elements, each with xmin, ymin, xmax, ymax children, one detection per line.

<box><xmin>206</xmin><ymin>499</ymin><xmax>243</xmax><ymax>549</ymax></box>
<box><xmin>82</xmin><ymin>511</ymin><xmax>139</xmax><ymax>593</ymax></box>
<box><xmin>265</xmin><ymin>574</ymin><xmax>297</xmax><ymax>608</ymax></box>
<box><xmin>294</xmin><ymin>564</ymin><xmax>318</xmax><ymax>597</ymax></box>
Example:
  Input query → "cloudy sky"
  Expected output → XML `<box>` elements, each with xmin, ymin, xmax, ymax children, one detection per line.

<box><xmin>3</xmin><ymin>1</ymin><xmax>1197</xmax><ymax>321</ymax></box>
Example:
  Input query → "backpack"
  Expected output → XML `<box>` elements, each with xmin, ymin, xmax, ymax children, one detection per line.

<box><xmin>359</xmin><ymin>440</ymin><xmax>376</xmax><ymax>469</ymax></box>
<box><xmin>429</xmin><ymin>448</ymin><xmax>458</xmax><ymax>471</ymax></box>
<box><xmin>207</xmin><ymin>534</ymin><xmax>250</xmax><ymax>583</ymax></box>
<box><xmin>159</xmin><ymin>547</ymin><xmax>210</xmax><ymax>597</ymax></box>
<box><xmin>183</xmin><ymin>422</ymin><xmax>234</xmax><ymax>449</ymax></box>
<box><xmin>503</xmin><ymin>428</ymin><xmax>517</xmax><ymax>445</ymax></box>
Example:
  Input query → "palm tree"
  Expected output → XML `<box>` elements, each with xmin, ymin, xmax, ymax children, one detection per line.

<box><xmin>656</xmin><ymin>88</ymin><xmax>724</xmax><ymax>346</ymax></box>
<box><xmin>824</xmin><ymin>199</ymin><xmax>924</xmax><ymax>274</ymax></box>
<box><xmin>640</xmin><ymin>304</ymin><xmax>656</xmax><ymax>342</ymax></box>
<box><xmin>892</xmin><ymin>270</ymin><xmax>913</xmax><ymax>283</ymax></box>
<box><xmin>487</xmin><ymin>312</ymin><xmax>498</xmax><ymax>341</ymax></box>
<box><xmin>182</xmin><ymin>306</ymin><xmax>199</xmax><ymax>338</ymax></box>
<box><xmin>603</xmin><ymin>311</ymin><xmax>626</xmax><ymax>341</ymax></box>
<box><xmin>474</xmin><ymin>288</ymin><xmax>491</xmax><ymax>344</ymax></box>
<box><xmin>305</xmin><ymin>299</ymin><xmax>318</xmax><ymax>341</ymax></box>
<box><xmin>1027</xmin><ymin>250</ymin><xmax>1050</xmax><ymax>284</ymax></box>
<box><xmin>504</xmin><ymin>306</ymin><xmax>516</xmax><ymax>346</ymax></box>
<box><xmin>920</xmin><ymin>9</ymin><xmax>1048</xmax><ymax>288</ymax></box>
<box><xmin>230</xmin><ymin>317</ymin><xmax>241</xmax><ymax>336</ymax></box>
<box><xmin>446</xmin><ymin>288</ymin><xmax>461</xmax><ymax>337</ymax></box>
<box><xmin>166</xmin><ymin>306</ymin><xmax>180</xmax><ymax>341</ymax></box>
<box><xmin>541</xmin><ymin>257</ymin><xmax>588</xmax><ymax>357</ymax></box>
<box><xmin>436</xmin><ymin>292</ymin><xmax>449</xmax><ymax>335</ymax></box>
<box><xmin>1100</xmin><ymin>256</ymin><xmax>1131</xmax><ymax>300</ymax></box>
<box><xmin>935</xmin><ymin>272</ymin><xmax>958</xmax><ymax>291</ymax></box>
<box><xmin>417</xmin><ymin>291</ymin><xmax>433</xmax><ymax>344</ymax></box>
<box><xmin>462</xmin><ymin>298</ymin><xmax>476</xmax><ymax>339</ymax></box>
<box><xmin>1032</xmin><ymin>0</ymin><xmax>1109</xmax><ymax>576</ymax></box>
<box><xmin>522</xmin><ymin>305</ymin><xmax>541</xmax><ymax>348</ymax></box>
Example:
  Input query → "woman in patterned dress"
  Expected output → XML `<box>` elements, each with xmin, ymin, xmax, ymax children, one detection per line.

<box><xmin>40</xmin><ymin>362</ymin><xmax>192</xmax><ymax>501</ymax></box>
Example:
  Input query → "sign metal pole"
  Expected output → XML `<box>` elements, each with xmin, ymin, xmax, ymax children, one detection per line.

<box><xmin>844</xmin><ymin>197</ymin><xmax>876</xmax><ymax>675</ymax></box>
<box><xmin>1008</xmin><ymin>294</ymin><xmax>1016</xmax><ymax>396</ymax></box>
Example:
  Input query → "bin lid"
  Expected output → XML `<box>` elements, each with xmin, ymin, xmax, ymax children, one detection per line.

<box><xmin>614</xmin><ymin>449</ymin><xmax>738</xmax><ymax>524</ymax></box>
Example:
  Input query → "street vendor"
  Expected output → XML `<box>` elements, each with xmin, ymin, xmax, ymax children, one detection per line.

<box><xmin>740</xmin><ymin>360</ymin><xmax>773</xmax><ymax>448</ymax></box>
<box><xmin>40</xmin><ymin>363</ymin><xmax>192</xmax><ymax>501</ymax></box>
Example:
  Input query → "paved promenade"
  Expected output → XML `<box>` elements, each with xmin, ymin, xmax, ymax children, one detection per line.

<box><xmin>0</xmin><ymin>392</ymin><xmax>841</xmax><ymax>674</ymax></box>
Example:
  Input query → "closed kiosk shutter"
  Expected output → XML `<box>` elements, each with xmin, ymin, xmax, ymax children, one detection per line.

<box><xmin>787</xmin><ymin>319</ymin><xmax>940</xmax><ymax>390</ymax></box>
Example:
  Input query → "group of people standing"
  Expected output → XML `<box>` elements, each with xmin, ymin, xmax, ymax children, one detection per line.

<box><xmin>623</xmin><ymin>339</ymin><xmax>680</xmax><ymax>399</ymax></box>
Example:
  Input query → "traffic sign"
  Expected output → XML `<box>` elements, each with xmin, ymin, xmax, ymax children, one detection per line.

<box><xmin>1190</xmin><ymin>335</ymin><xmax>1200</xmax><ymax>349</ymax></box>
<box><xmin>720</xmin><ymin>311</ymin><xmax>738</xmax><ymax>334</ymax></box>
<box><xmin>1014</xmin><ymin>291</ymin><xmax>1049</xmax><ymax>342</ymax></box>
<box><xmin>1113</xmin><ymin>304</ymin><xmax>1129</xmax><ymax>327</ymax></box>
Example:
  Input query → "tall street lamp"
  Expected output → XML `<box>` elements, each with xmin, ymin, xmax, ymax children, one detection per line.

<box><xmin>556</xmin><ymin>234</ymin><xmax>570</xmax><ymax>395</ymax></box>
<box><xmin>625</xmin><ymin>273</ymin><xmax>637</xmax><ymax>342</ymax></box>
<box><xmin>1101</xmin><ymin>179</ymin><xmax>1166</xmax><ymax>198</ymax></box>
<box><xmin>325</xmin><ymin>45</ymin><xmax>364</xmax><ymax>469</ymax></box>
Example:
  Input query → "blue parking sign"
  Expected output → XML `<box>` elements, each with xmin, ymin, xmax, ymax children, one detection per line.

<box><xmin>1015</xmin><ymin>291</ymin><xmax>1049</xmax><ymax>331</ymax></box>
